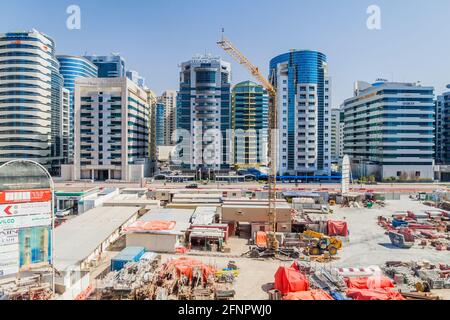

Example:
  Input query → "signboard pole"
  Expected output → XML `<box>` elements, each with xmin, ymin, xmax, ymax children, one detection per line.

<box><xmin>0</xmin><ymin>160</ymin><xmax>55</xmax><ymax>297</ymax></box>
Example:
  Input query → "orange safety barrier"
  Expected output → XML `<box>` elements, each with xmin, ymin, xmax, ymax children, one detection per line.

<box><xmin>175</xmin><ymin>247</ymin><xmax>188</xmax><ymax>254</ymax></box>
<box><xmin>255</xmin><ymin>231</ymin><xmax>267</xmax><ymax>248</ymax></box>
<box><xmin>74</xmin><ymin>285</ymin><xmax>94</xmax><ymax>300</ymax></box>
<box><xmin>124</xmin><ymin>220</ymin><xmax>176</xmax><ymax>232</ymax></box>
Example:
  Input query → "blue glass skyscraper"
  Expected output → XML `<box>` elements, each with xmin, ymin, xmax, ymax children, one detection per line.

<box><xmin>84</xmin><ymin>55</ymin><xmax>126</xmax><ymax>78</ymax></box>
<box><xmin>156</xmin><ymin>103</ymin><xmax>166</xmax><ymax>147</ymax></box>
<box><xmin>270</xmin><ymin>50</ymin><xmax>331</xmax><ymax>176</ymax></box>
<box><xmin>57</xmin><ymin>55</ymin><xmax>98</xmax><ymax>162</ymax></box>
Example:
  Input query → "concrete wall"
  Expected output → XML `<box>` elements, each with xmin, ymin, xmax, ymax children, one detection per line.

<box><xmin>382</xmin><ymin>165</ymin><xmax>434</xmax><ymax>180</ymax></box>
<box><xmin>351</xmin><ymin>162</ymin><xmax>434</xmax><ymax>181</ymax></box>
<box><xmin>126</xmin><ymin>233</ymin><xmax>179</xmax><ymax>253</ymax></box>
<box><xmin>60</xmin><ymin>164</ymin><xmax>74</xmax><ymax>181</ymax></box>
<box><xmin>221</xmin><ymin>206</ymin><xmax>291</xmax><ymax>223</ymax></box>
<box><xmin>55</xmin><ymin>267</ymin><xmax>90</xmax><ymax>300</ymax></box>
<box><xmin>129</xmin><ymin>164</ymin><xmax>147</xmax><ymax>182</ymax></box>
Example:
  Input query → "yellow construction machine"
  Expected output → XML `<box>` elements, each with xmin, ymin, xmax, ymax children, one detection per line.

<box><xmin>302</xmin><ymin>230</ymin><xmax>343</xmax><ymax>256</ymax></box>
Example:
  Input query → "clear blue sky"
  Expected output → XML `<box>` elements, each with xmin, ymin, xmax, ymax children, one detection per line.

<box><xmin>1</xmin><ymin>0</ymin><xmax>449</xmax><ymax>104</ymax></box>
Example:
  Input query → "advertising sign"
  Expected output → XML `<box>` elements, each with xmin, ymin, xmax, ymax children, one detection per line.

<box><xmin>0</xmin><ymin>202</ymin><xmax>52</xmax><ymax>217</ymax></box>
<box><xmin>0</xmin><ymin>160</ymin><xmax>54</xmax><ymax>278</ymax></box>
<box><xmin>0</xmin><ymin>229</ymin><xmax>18</xmax><ymax>246</ymax></box>
<box><xmin>0</xmin><ymin>214</ymin><xmax>52</xmax><ymax>230</ymax></box>
<box><xmin>0</xmin><ymin>189</ymin><xmax>52</xmax><ymax>204</ymax></box>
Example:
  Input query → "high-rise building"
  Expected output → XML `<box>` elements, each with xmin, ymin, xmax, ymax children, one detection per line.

<box><xmin>343</xmin><ymin>80</ymin><xmax>435</xmax><ymax>181</ymax></box>
<box><xmin>84</xmin><ymin>54</ymin><xmax>126</xmax><ymax>78</ymax></box>
<box><xmin>61</xmin><ymin>88</ymin><xmax>70</xmax><ymax>163</ymax></box>
<box><xmin>155</xmin><ymin>102</ymin><xmax>165</xmax><ymax>147</ymax></box>
<box><xmin>0</xmin><ymin>30</ymin><xmax>64</xmax><ymax>173</ymax></box>
<box><xmin>57</xmin><ymin>55</ymin><xmax>98</xmax><ymax>163</ymax></box>
<box><xmin>270</xmin><ymin>50</ymin><xmax>332</xmax><ymax>176</ymax></box>
<box><xmin>146</xmin><ymin>89</ymin><xmax>158</xmax><ymax>175</ymax></box>
<box><xmin>232</xmin><ymin>81</ymin><xmax>268</xmax><ymax>167</ymax></box>
<box><xmin>73</xmin><ymin>77</ymin><xmax>150</xmax><ymax>181</ymax></box>
<box><xmin>178</xmin><ymin>55</ymin><xmax>232</xmax><ymax>171</ymax></box>
<box><xmin>126</xmin><ymin>70</ymin><xmax>146</xmax><ymax>89</ymax></box>
<box><xmin>436</xmin><ymin>85</ymin><xmax>450</xmax><ymax>164</ymax></box>
<box><xmin>331</xmin><ymin>108</ymin><xmax>344</xmax><ymax>163</ymax></box>
<box><xmin>158</xmin><ymin>90</ymin><xmax>177</xmax><ymax>145</ymax></box>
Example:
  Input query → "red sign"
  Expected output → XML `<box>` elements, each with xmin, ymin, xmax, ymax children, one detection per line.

<box><xmin>0</xmin><ymin>189</ymin><xmax>52</xmax><ymax>205</ymax></box>
<box><xmin>3</xmin><ymin>206</ymin><xmax>12</xmax><ymax>216</ymax></box>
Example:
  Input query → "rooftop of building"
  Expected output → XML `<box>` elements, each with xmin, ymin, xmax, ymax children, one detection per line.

<box><xmin>344</xmin><ymin>80</ymin><xmax>435</xmax><ymax>104</ymax></box>
<box><xmin>132</xmin><ymin>208</ymin><xmax>194</xmax><ymax>235</ymax></box>
<box><xmin>56</xmin><ymin>55</ymin><xmax>98</xmax><ymax>67</ymax></box>
<box><xmin>222</xmin><ymin>200</ymin><xmax>290</xmax><ymax>209</ymax></box>
<box><xmin>54</xmin><ymin>206</ymin><xmax>140</xmax><ymax>271</ymax></box>
<box><xmin>270</xmin><ymin>50</ymin><xmax>327</xmax><ymax>64</ymax></box>
<box><xmin>54</xmin><ymin>186</ymin><xmax>99</xmax><ymax>195</ymax></box>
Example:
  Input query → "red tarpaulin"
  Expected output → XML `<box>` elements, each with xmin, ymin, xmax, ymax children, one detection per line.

<box><xmin>346</xmin><ymin>288</ymin><xmax>405</xmax><ymax>300</ymax></box>
<box><xmin>283</xmin><ymin>290</ymin><xmax>334</xmax><ymax>301</ymax></box>
<box><xmin>327</xmin><ymin>220</ymin><xmax>349</xmax><ymax>237</ymax></box>
<box><xmin>274</xmin><ymin>267</ymin><xmax>310</xmax><ymax>295</ymax></box>
<box><xmin>165</xmin><ymin>257</ymin><xmax>215</xmax><ymax>282</ymax></box>
<box><xmin>345</xmin><ymin>276</ymin><xmax>395</xmax><ymax>290</ymax></box>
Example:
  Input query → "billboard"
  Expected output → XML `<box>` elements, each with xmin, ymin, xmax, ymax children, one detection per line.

<box><xmin>0</xmin><ymin>161</ymin><xmax>53</xmax><ymax>278</ymax></box>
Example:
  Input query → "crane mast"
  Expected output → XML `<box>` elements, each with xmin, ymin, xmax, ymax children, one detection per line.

<box><xmin>217</xmin><ymin>36</ymin><xmax>279</xmax><ymax>250</ymax></box>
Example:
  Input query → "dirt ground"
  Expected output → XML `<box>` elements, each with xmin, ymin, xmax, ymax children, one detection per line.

<box><xmin>161</xmin><ymin>195</ymin><xmax>450</xmax><ymax>300</ymax></box>
<box><xmin>92</xmin><ymin>195</ymin><xmax>449</xmax><ymax>300</ymax></box>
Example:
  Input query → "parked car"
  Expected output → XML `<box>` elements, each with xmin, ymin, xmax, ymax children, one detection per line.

<box><xmin>55</xmin><ymin>209</ymin><xmax>72</xmax><ymax>218</ymax></box>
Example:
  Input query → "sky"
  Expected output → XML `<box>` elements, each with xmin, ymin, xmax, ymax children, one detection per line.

<box><xmin>1</xmin><ymin>0</ymin><xmax>449</xmax><ymax>105</ymax></box>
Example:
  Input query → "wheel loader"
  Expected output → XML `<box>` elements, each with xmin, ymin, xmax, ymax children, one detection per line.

<box><xmin>302</xmin><ymin>230</ymin><xmax>343</xmax><ymax>256</ymax></box>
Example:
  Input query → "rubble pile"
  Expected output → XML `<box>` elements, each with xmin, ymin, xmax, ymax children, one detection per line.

<box><xmin>378</xmin><ymin>210</ymin><xmax>450</xmax><ymax>250</ymax></box>
<box><xmin>98</xmin><ymin>257</ymin><xmax>236</xmax><ymax>301</ymax></box>
<box><xmin>0</xmin><ymin>275</ymin><xmax>53</xmax><ymax>300</ymax></box>
<box><xmin>97</xmin><ymin>254</ymin><xmax>161</xmax><ymax>300</ymax></box>
<box><xmin>382</xmin><ymin>261</ymin><xmax>450</xmax><ymax>293</ymax></box>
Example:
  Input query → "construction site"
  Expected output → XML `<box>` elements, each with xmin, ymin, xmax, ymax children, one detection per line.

<box><xmin>2</xmin><ymin>184</ymin><xmax>449</xmax><ymax>301</ymax></box>
<box><xmin>1</xmin><ymin>36</ymin><xmax>450</xmax><ymax>302</ymax></box>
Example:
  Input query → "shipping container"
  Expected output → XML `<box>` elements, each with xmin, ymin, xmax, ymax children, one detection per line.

<box><xmin>110</xmin><ymin>246</ymin><xmax>146</xmax><ymax>271</ymax></box>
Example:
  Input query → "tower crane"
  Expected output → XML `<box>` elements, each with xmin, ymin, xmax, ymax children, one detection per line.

<box><xmin>218</xmin><ymin>35</ymin><xmax>279</xmax><ymax>250</ymax></box>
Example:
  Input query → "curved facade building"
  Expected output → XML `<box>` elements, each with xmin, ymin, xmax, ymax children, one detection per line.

<box><xmin>57</xmin><ymin>55</ymin><xmax>97</xmax><ymax>162</ymax></box>
<box><xmin>232</xmin><ymin>81</ymin><xmax>268</xmax><ymax>167</ymax></box>
<box><xmin>0</xmin><ymin>30</ymin><xmax>63</xmax><ymax>170</ymax></box>
<box><xmin>270</xmin><ymin>50</ymin><xmax>331</xmax><ymax>176</ymax></box>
